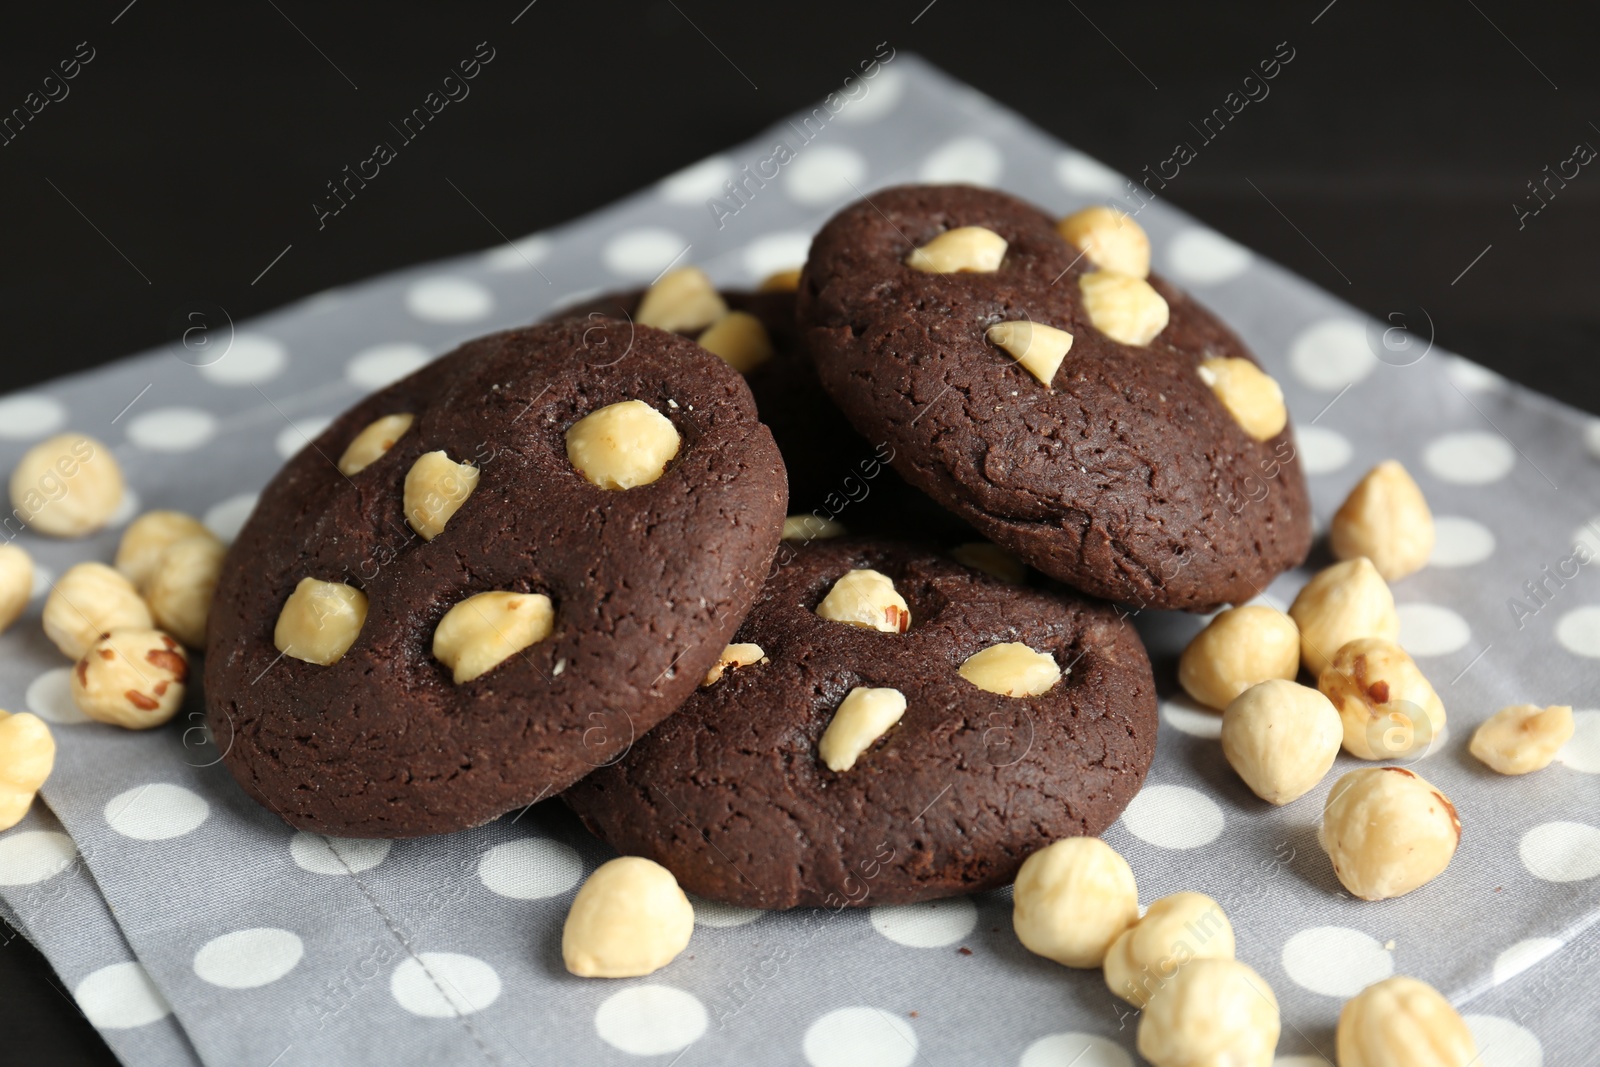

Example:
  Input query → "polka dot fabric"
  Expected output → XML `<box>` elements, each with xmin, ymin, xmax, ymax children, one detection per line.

<box><xmin>1</xmin><ymin>56</ymin><xmax>1596</xmax><ymax>1067</ymax></box>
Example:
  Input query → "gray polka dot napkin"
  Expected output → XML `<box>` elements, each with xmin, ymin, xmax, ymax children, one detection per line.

<box><xmin>2</xmin><ymin>54</ymin><xmax>1598</xmax><ymax>1067</ymax></box>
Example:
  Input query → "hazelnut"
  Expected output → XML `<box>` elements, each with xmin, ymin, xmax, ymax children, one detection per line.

<box><xmin>697</xmin><ymin>310</ymin><xmax>774</xmax><ymax>373</ymax></box>
<box><xmin>1104</xmin><ymin>892</ymin><xmax>1236</xmax><ymax>1008</ymax></box>
<box><xmin>1470</xmin><ymin>703</ymin><xmax>1574</xmax><ymax>775</ymax></box>
<box><xmin>702</xmin><ymin>642</ymin><xmax>767</xmax><ymax>686</ymax></box>
<box><xmin>1320</xmin><ymin>768</ymin><xmax>1459</xmax><ymax>901</ymax></box>
<box><xmin>1198</xmin><ymin>358</ymin><xmax>1287</xmax><ymax>442</ymax></box>
<box><xmin>1288</xmin><ymin>558</ymin><xmax>1399</xmax><ymax>677</ymax></box>
<box><xmin>1336</xmin><ymin>976</ymin><xmax>1476</xmax><ymax>1067</ymax></box>
<box><xmin>1221</xmin><ymin>680</ymin><xmax>1343</xmax><ymax>805</ymax></box>
<box><xmin>43</xmin><ymin>562</ymin><xmax>153</xmax><ymax>661</ymax></box>
<box><xmin>1178</xmin><ymin>605</ymin><xmax>1300</xmax><ymax>711</ymax></box>
<box><xmin>70</xmin><ymin>629</ymin><xmax>189</xmax><ymax>729</ymax></box>
<box><xmin>818</xmin><ymin>686</ymin><xmax>906</xmax><ymax>772</ymax></box>
<box><xmin>8</xmin><ymin>433</ymin><xmax>123</xmax><ymax>538</ymax></box>
<box><xmin>1012</xmin><ymin>837</ymin><xmax>1138</xmax><ymax>968</ymax></box>
<box><xmin>985</xmin><ymin>320</ymin><xmax>1074</xmax><ymax>386</ymax></box>
<box><xmin>562</xmin><ymin>856</ymin><xmax>694</xmax><ymax>978</ymax></box>
<box><xmin>432</xmin><ymin>590</ymin><xmax>555</xmax><ymax>684</ymax></box>
<box><xmin>1079</xmin><ymin>271</ymin><xmax>1169</xmax><ymax>346</ymax></box>
<box><xmin>905</xmin><ymin>226</ymin><xmax>1008</xmax><ymax>273</ymax></box>
<box><xmin>759</xmin><ymin>267</ymin><xmax>802</xmax><ymax>292</ymax></box>
<box><xmin>1137</xmin><ymin>958</ymin><xmax>1280</xmax><ymax>1067</ymax></box>
<box><xmin>1318</xmin><ymin>638</ymin><xmax>1446</xmax><ymax>761</ymax></box>
<box><xmin>0</xmin><ymin>710</ymin><xmax>55</xmax><ymax>832</ymax></box>
<box><xmin>115</xmin><ymin>510</ymin><xmax>210</xmax><ymax>588</ymax></box>
<box><xmin>1329</xmin><ymin>461</ymin><xmax>1435</xmax><ymax>581</ymax></box>
<box><xmin>958</xmin><ymin>642</ymin><xmax>1061</xmax><ymax>697</ymax></box>
<box><xmin>0</xmin><ymin>542</ymin><xmax>35</xmax><ymax>635</ymax></box>
<box><xmin>815</xmin><ymin>568</ymin><xmax>910</xmax><ymax>633</ymax></box>
<box><xmin>782</xmin><ymin>515</ymin><xmax>847</xmax><ymax>541</ymax></box>
<box><xmin>635</xmin><ymin>266</ymin><xmax>728</xmax><ymax>333</ymax></box>
<box><xmin>1056</xmin><ymin>206</ymin><xmax>1151</xmax><ymax>278</ymax></box>
<box><xmin>949</xmin><ymin>541</ymin><xmax>1027</xmax><ymax>585</ymax></box>
<box><xmin>337</xmin><ymin>413</ymin><xmax>415</xmax><ymax>476</ymax></box>
<box><xmin>273</xmin><ymin>577</ymin><xmax>368</xmax><ymax>666</ymax></box>
<box><xmin>403</xmin><ymin>450</ymin><xmax>480</xmax><ymax>540</ymax></box>
<box><xmin>565</xmin><ymin>400</ymin><xmax>680</xmax><ymax>491</ymax></box>
<box><xmin>143</xmin><ymin>534</ymin><xmax>227</xmax><ymax>649</ymax></box>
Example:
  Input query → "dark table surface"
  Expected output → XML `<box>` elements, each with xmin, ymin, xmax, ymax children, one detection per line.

<box><xmin>4</xmin><ymin>1</ymin><xmax>1598</xmax><ymax>1062</ymax></box>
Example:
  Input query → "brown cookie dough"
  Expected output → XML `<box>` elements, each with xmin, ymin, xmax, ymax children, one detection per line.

<box><xmin>564</xmin><ymin>538</ymin><xmax>1157</xmax><ymax>908</ymax></box>
<box><xmin>797</xmin><ymin>184</ymin><xmax>1312</xmax><ymax>611</ymax></box>
<box><xmin>205</xmin><ymin>319</ymin><xmax>787</xmax><ymax>837</ymax></box>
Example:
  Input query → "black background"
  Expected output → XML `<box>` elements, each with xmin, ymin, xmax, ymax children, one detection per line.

<box><xmin>3</xmin><ymin>1</ymin><xmax>1598</xmax><ymax>1061</ymax></box>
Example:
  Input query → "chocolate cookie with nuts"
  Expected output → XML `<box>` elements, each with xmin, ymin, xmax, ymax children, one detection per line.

<box><xmin>564</xmin><ymin>538</ymin><xmax>1157</xmax><ymax>908</ymax></box>
<box><xmin>206</xmin><ymin>319</ymin><xmax>787</xmax><ymax>837</ymax></box>
<box><xmin>797</xmin><ymin>185</ymin><xmax>1313</xmax><ymax>611</ymax></box>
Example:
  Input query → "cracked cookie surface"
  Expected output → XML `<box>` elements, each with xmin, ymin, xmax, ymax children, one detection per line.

<box><xmin>797</xmin><ymin>184</ymin><xmax>1312</xmax><ymax>611</ymax></box>
<box><xmin>564</xmin><ymin>538</ymin><xmax>1156</xmax><ymax>909</ymax></box>
<box><xmin>206</xmin><ymin>319</ymin><xmax>787</xmax><ymax>837</ymax></box>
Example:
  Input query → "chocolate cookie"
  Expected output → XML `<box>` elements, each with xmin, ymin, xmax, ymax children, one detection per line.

<box><xmin>798</xmin><ymin>185</ymin><xmax>1312</xmax><ymax>611</ymax></box>
<box><xmin>564</xmin><ymin>538</ymin><xmax>1157</xmax><ymax>908</ymax></box>
<box><xmin>552</xmin><ymin>272</ymin><xmax>974</xmax><ymax>542</ymax></box>
<box><xmin>205</xmin><ymin>319</ymin><xmax>787</xmax><ymax>837</ymax></box>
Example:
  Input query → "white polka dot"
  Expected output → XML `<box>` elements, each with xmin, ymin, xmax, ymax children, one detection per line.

<box><xmin>804</xmin><ymin>1006</ymin><xmax>917</xmax><ymax>1067</ymax></box>
<box><xmin>1166</xmin><ymin>229</ymin><xmax>1253</xmax><ymax>285</ymax></box>
<box><xmin>1281</xmin><ymin>927</ymin><xmax>1393</xmax><ymax>997</ymax></box>
<box><xmin>687</xmin><ymin>894</ymin><xmax>764</xmax><ymax>928</ymax></box>
<box><xmin>1019</xmin><ymin>1032</ymin><xmax>1133</xmax><ymax>1067</ymax></box>
<box><xmin>274</xmin><ymin>416</ymin><xmax>333</xmax><ymax>460</ymax></box>
<box><xmin>108</xmin><ymin>486</ymin><xmax>139</xmax><ymax>527</ymax></box>
<box><xmin>1119</xmin><ymin>785</ymin><xmax>1223</xmax><ymax>849</ymax></box>
<box><xmin>836</xmin><ymin>68</ymin><xmax>906</xmax><ymax>124</ymax></box>
<box><xmin>483</xmin><ymin>233</ymin><xmax>553</xmax><ymax>271</ymax></box>
<box><xmin>1556</xmin><ymin>607</ymin><xmax>1600</xmax><ymax>658</ymax></box>
<box><xmin>289</xmin><ymin>833</ymin><xmax>391</xmax><ymax>875</ymax></box>
<box><xmin>1289</xmin><ymin>319</ymin><xmax>1377</xmax><ymax>392</ymax></box>
<box><xmin>1520</xmin><ymin>821</ymin><xmax>1600</xmax><ymax>882</ymax></box>
<box><xmin>200</xmin><ymin>333</ymin><xmax>287</xmax><ymax>385</ymax></box>
<box><xmin>390</xmin><ymin>953</ymin><xmax>501</xmax><ymax>1018</ymax></box>
<box><xmin>204</xmin><ymin>492</ymin><xmax>258</xmax><ymax>543</ymax></box>
<box><xmin>1161</xmin><ymin>699</ymin><xmax>1223</xmax><ymax>739</ymax></box>
<box><xmin>785</xmin><ymin>146</ymin><xmax>868</xmax><ymax>207</ymax></box>
<box><xmin>346</xmin><ymin>342</ymin><xmax>430</xmax><ymax>391</ymax></box>
<box><xmin>1446</xmin><ymin>356</ymin><xmax>1504</xmax><ymax>393</ymax></box>
<box><xmin>603</xmin><ymin>227</ymin><xmax>688</xmax><ymax>279</ymax></box>
<box><xmin>1493</xmin><ymin>938</ymin><xmax>1563</xmax><ymax>985</ymax></box>
<box><xmin>27</xmin><ymin>666</ymin><xmax>90</xmax><ymax>725</ymax></box>
<box><xmin>1055</xmin><ymin>152</ymin><xmax>1126</xmax><ymax>196</ymax></box>
<box><xmin>1585</xmin><ymin>419</ymin><xmax>1600</xmax><ymax>461</ymax></box>
<box><xmin>595</xmin><ymin>984</ymin><xmax>708</xmax><ymax>1056</ymax></box>
<box><xmin>1574</xmin><ymin>517</ymin><xmax>1600</xmax><ymax>556</ymax></box>
<box><xmin>0</xmin><ymin>830</ymin><xmax>77</xmax><ymax>886</ymax></box>
<box><xmin>1423</xmin><ymin>431</ymin><xmax>1516</xmax><ymax>485</ymax></box>
<box><xmin>0</xmin><ymin>394</ymin><xmax>66</xmax><ymax>439</ymax></box>
<box><xmin>30</xmin><ymin>563</ymin><xmax>52</xmax><ymax>600</ymax></box>
<box><xmin>659</xmin><ymin>155</ymin><xmax>736</xmax><ymax>204</ymax></box>
<box><xmin>126</xmin><ymin>407</ymin><xmax>218</xmax><ymax>453</ymax></box>
<box><xmin>75</xmin><ymin>962</ymin><xmax>171</xmax><ymax>1030</ymax></box>
<box><xmin>104</xmin><ymin>783</ymin><xmax>209</xmax><ymax>841</ymax></box>
<box><xmin>1396</xmin><ymin>604</ymin><xmax>1471</xmax><ymax>656</ymax></box>
<box><xmin>1293</xmin><ymin>425</ymin><xmax>1352</xmax><ymax>475</ymax></box>
<box><xmin>1430</xmin><ymin>516</ymin><xmax>1496</xmax><ymax>567</ymax></box>
<box><xmin>194</xmin><ymin>928</ymin><xmax>304</xmax><ymax>988</ymax></box>
<box><xmin>743</xmin><ymin>231</ymin><xmax>813</xmax><ymax>279</ymax></box>
<box><xmin>477</xmin><ymin>838</ymin><xmax>583</xmax><ymax>900</ymax></box>
<box><xmin>1464</xmin><ymin>1015</ymin><xmax>1544</xmax><ymax>1067</ymax></box>
<box><xmin>406</xmin><ymin>277</ymin><xmax>493</xmax><ymax>322</ymax></box>
<box><xmin>870</xmin><ymin>897</ymin><xmax>977</xmax><ymax>948</ymax></box>
<box><xmin>1557</xmin><ymin>710</ymin><xmax>1600</xmax><ymax>773</ymax></box>
<box><xmin>918</xmin><ymin>137</ymin><xmax>1003</xmax><ymax>186</ymax></box>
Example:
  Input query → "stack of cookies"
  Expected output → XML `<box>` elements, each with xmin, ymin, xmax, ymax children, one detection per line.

<box><xmin>206</xmin><ymin>184</ymin><xmax>1312</xmax><ymax>910</ymax></box>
